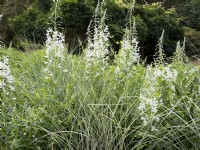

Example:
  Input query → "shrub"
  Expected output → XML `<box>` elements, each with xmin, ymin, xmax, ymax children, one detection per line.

<box><xmin>7</xmin><ymin>1</ymin><xmax>183</xmax><ymax>61</ymax></box>
<box><xmin>9</xmin><ymin>6</ymin><xmax>50</xmax><ymax>43</ymax></box>
<box><xmin>177</xmin><ymin>0</ymin><xmax>200</xmax><ymax>31</ymax></box>
<box><xmin>134</xmin><ymin>3</ymin><xmax>184</xmax><ymax>62</ymax></box>
<box><xmin>183</xmin><ymin>27</ymin><xmax>200</xmax><ymax>58</ymax></box>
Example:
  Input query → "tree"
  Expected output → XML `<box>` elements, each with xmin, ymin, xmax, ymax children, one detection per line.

<box><xmin>177</xmin><ymin>0</ymin><xmax>200</xmax><ymax>31</ymax></box>
<box><xmin>0</xmin><ymin>0</ymin><xmax>34</xmax><ymax>44</ymax></box>
<box><xmin>134</xmin><ymin>3</ymin><xmax>183</xmax><ymax>62</ymax></box>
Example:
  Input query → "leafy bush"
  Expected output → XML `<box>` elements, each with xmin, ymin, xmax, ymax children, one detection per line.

<box><xmin>9</xmin><ymin>6</ymin><xmax>50</xmax><ymax>42</ymax></box>
<box><xmin>184</xmin><ymin>27</ymin><xmax>200</xmax><ymax>58</ymax></box>
<box><xmin>0</xmin><ymin>0</ymin><xmax>34</xmax><ymax>45</ymax></box>
<box><xmin>177</xmin><ymin>0</ymin><xmax>200</xmax><ymax>31</ymax></box>
<box><xmin>134</xmin><ymin>3</ymin><xmax>184</xmax><ymax>62</ymax></box>
<box><xmin>7</xmin><ymin>1</ymin><xmax>183</xmax><ymax>61</ymax></box>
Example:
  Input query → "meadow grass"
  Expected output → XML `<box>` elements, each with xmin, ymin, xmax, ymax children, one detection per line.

<box><xmin>0</xmin><ymin>47</ymin><xmax>199</xmax><ymax>150</ymax></box>
<box><xmin>0</xmin><ymin>1</ymin><xmax>200</xmax><ymax>150</ymax></box>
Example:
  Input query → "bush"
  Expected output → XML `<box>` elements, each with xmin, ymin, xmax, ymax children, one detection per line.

<box><xmin>7</xmin><ymin>1</ymin><xmax>184</xmax><ymax>63</ymax></box>
<box><xmin>134</xmin><ymin>3</ymin><xmax>184</xmax><ymax>62</ymax></box>
<box><xmin>9</xmin><ymin>6</ymin><xmax>50</xmax><ymax>43</ymax></box>
<box><xmin>177</xmin><ymin>0</ymin><xmax>200</xmax><ymax>31</ymax></box>
<box><xmin>184</xmin><ymin>27</ymin><xmax>200</xmax><ymax>58</ymax></box>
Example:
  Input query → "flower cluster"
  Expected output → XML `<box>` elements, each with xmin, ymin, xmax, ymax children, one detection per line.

<box><xmin>45</xmin><ymin>28</ymin><xmax>65</xmax><ymax>60</ymax></box>
<box><xmin>153</xmin><ymin>66</ymin><xmax>178</xmax><ymax>82</ymax></box>
<box><xmin>115</xmin><ymin>17</ymin><xmax>140</xmax><ymax>70</ymax></box>
<box><xmin>43</xmin><ymin>28</ymin><xmax>65</xmax><ymax>79</ymax></box>
<box><xmin>138</xmin><ymin>66</ymin><xmax>178</xmax><ymax>127</ymax></box>
<box><xmin>0</xmin><ymin>56</ymin><xmax>15</xmax><ymax>93</ymax></box>
<box><xmin>138</xmin><ymin>67</ymin><xmax>160</xmax><ymax>126</ymax></box>
<box><xmin>173</xmin><ymin>39</ymin><xmax>188</xmax><ymax>63</ymax></box>
<box><xmin>84</xmin><ymin>2</ymin><xmax>110</xmax><ymax>69</ymax></box>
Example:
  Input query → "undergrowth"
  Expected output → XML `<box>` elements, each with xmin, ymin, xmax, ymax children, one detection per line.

<box><xmin>0</xmin><ymin>1</ymin><xmax>200</xmax><ymax>149</ymax></box>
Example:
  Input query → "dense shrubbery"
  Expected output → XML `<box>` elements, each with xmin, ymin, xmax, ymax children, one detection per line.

<box><xmin>3</xmin><ymin>0</ymin><xmax>184</xmax><ymax>60</ymax></box>
<box><xmin>9</xmin><ymin>6</ymin><xmax>49</xmax><ymax>42</ymax></box>
<box><xmin>1</xmin><ymin>0</ymin><xmax>199</xmax><ymax>58</ymax></box>
<box><xmin>184</xmin><ymin>27</ymin><xmax>200</xmax><ymax>57</ymax></box>
<box><xmin>134</xmin><ymin>3</ymin><xmax>183</xmax><ymax>61</ymax></box>
<box><xmin>177</xmin><ymin>0</ymin><xmax>200</xmax><ymax>31</ymax></box>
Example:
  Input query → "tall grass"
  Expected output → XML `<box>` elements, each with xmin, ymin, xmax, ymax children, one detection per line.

<box><xmin>0</xmin><ymin>1</ymin><xmax>200</xmax><ymax>149</ymax></box>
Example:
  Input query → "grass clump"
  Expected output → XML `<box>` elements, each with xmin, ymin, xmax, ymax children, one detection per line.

<box><xmin>0</xmin><ymin>1</ymin><xmax>200</xmax><ymax>149</ymax></box>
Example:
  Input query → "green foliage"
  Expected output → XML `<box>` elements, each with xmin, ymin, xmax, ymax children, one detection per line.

<box><xmin>0</xmin><ymin>0</ymin><xmax>34</xmax><ymax>44</ymax></box>
<box><xmin>6</xmin><ymin>1</ymin><xmax>183</xmax><ymax>60</ymax></box>
<box><xmin>36</xmin><ymin>0</ymin><xmax>53</xmax><ymax>13</ymax></box>
<box><xmin>59</xmin><ymin>0</ymin><xmax>93</xmax><ymax>47</ymax></box>
<box><xmin>177</xmin><ymin>0</ymin><xmax>200</xmax><ymax>31</ymax></box>
<box><xmin>135</xmin><ymin>3</ymin><xmax>183</xmax><ymax>58</ymax></box>
<box><xmin>184</xmin><ymin>27</ymin><xmax>200</xmax><ymax>57</ymax></box>
<box><xmin>0</xmin><ymin>45</ymin><xmax>200</xmax><ymax>149</ymax></box>
<box><xmin>60</xmin><ymin>1</ymin><xmax>92</xmax><ymax>29</ymax></box>
<box><xmin>9</xmin><ymin>6</ymin><xmax>50</xmax><ymax>42</ymax></box>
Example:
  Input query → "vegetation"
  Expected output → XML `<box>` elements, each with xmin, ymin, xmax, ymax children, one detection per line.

<box><xmin>0</xmin><ymin>1</ymin><xmax>200</xmax><ymax>149</ymax></box>
<box><xmin>1</xmin><ymin>0</ymin><xmax>196</xmax><ymax>60</ymax></box>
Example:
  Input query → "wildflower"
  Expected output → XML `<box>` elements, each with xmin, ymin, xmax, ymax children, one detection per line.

<box><xmin>84</xmin><ymin>2</ymin><xmax>110</xmax><ymax>68</ymax></box>
<box><xmin>154</xmin><ymin>66</ymin><xmax>178</xmax><ymax>82</ymax></box>
<box><xmin>115</xmin><ymin>66</ymin><xmax>120</xmax><ymax>74</ymax></box>
<box><xmin>63</xmin><ymin>69</ymin><xmax>68</xmax><ymax>73</ymax></box>
<box><xmin>9</xmin><ymin>85</ymin><xmax>15</xmax><ymax>91</ymax></box>
<box><xmin>138</xmin><ymin>66</ymin><xmax>162</xmax><ymax>125</ymax></box>
<box><xmin>116</xmin><ymin>18</ymin><xmax>140</xmax><ymax>69</ymax></box>
<box><xmin>45</xmin><ymin>28</ymin><xmax>65</xmax><ymax>61</ymax></box>
<box><xmin>138</xmin><ymin>101</ymin><xmax>145</xmax><ymax>110</ymax></box>
<box><xmin>154</xmin><ymin>69</ymin><xmax>163</xmax><ymax>77</ymax></box>
<box><xmin>0</xmin><ymin>14</ymin><xmax>3</xmax><ymax>20</ymax></box>
<box><xmin>171</xmin><ymin>85</ymin><xmax>175</xmax><ymax>91</ymax></box>
<box><xmin>43</xmin><ymin>68</ymin><xmax>48</xmax><ymax>73</ymax></box>
<box><xmin>149</xmin><ymin>99</ymin><xmax>158</xmax><ymax>113</ymax></box>
<box><xmin>43</xmin><ymin>28</ymin><xmax>66</xmax><ymax>79</ymax></box>
<box><xmin>0</xmin><ymin>56</ymin><xmax>15</xmax><ymax>91</ymax></box>
<box><xmin>139</xmin><ymin>96</ymin><xmax>158</xmax><ymax>114</ymax></box>
<box><xmin>141</xmin><ymin>116</ymin><xmax>147</xmax><ymax>125</ymax></box>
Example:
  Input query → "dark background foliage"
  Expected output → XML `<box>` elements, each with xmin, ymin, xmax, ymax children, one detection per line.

<box><xmin>0</xmin><ymin>0</ymin><xmax>199</xmax><ymax>61</ymax></box>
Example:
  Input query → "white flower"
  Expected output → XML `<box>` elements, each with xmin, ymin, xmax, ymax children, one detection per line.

<box><xmin>0</xmin><ymin>14</ymin><xmax>3</xmax><ymax>20</ymax></box>
<box><xmin>154</xmin><ymin>69</ymin><xmax>163</xmax><ymax>77</ymax></box>
<box><xmin>141</xmin><ymin>116</ymin><xmax>147</xmax><ymax>125</ymax></box>
<box><xmin>7</xmin><ymin>75</ymin><xmax>14</xmax><ymax>84</ymax></box>
<box><xmin>63</xmin><ymin>69</ymin><xmax>68</xmax><ymax>73</ymax></box>
<box><xmin>115</xmin><ymin>66</ymin><xmax>120</xmax><ymax>74</ymax></box>
<box><xmin>43</xmin><ymin>68</ymin><xmax>48</xmax><ymax>73</ymax></box>
<box><xmin>138</xmin><ymin>102</ymin><xmax>145</xmax><ymax>110</ymax></box>
<box><xmin>9</xmin><ymin>85</ymin><xmax>15</xmax><ymax>91</ymax></box>
<box><xmin>84</xmin><ymin>3</ymin><xmax>110</xmax><ymax>67</ymax></box>
<box><xmin>116</xmin><ymin>18</ymin><xmax>140</xmax><ymax>69</ymax></box>
<box><xmin>43</xmin><ymin>28</ymin><xmax>66</xmax><ymax>79</ymax></box>
<box><xmin>0</xmin><ymin>56</ymin><xmax>15</xmax><ymax>90</ymax></box>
